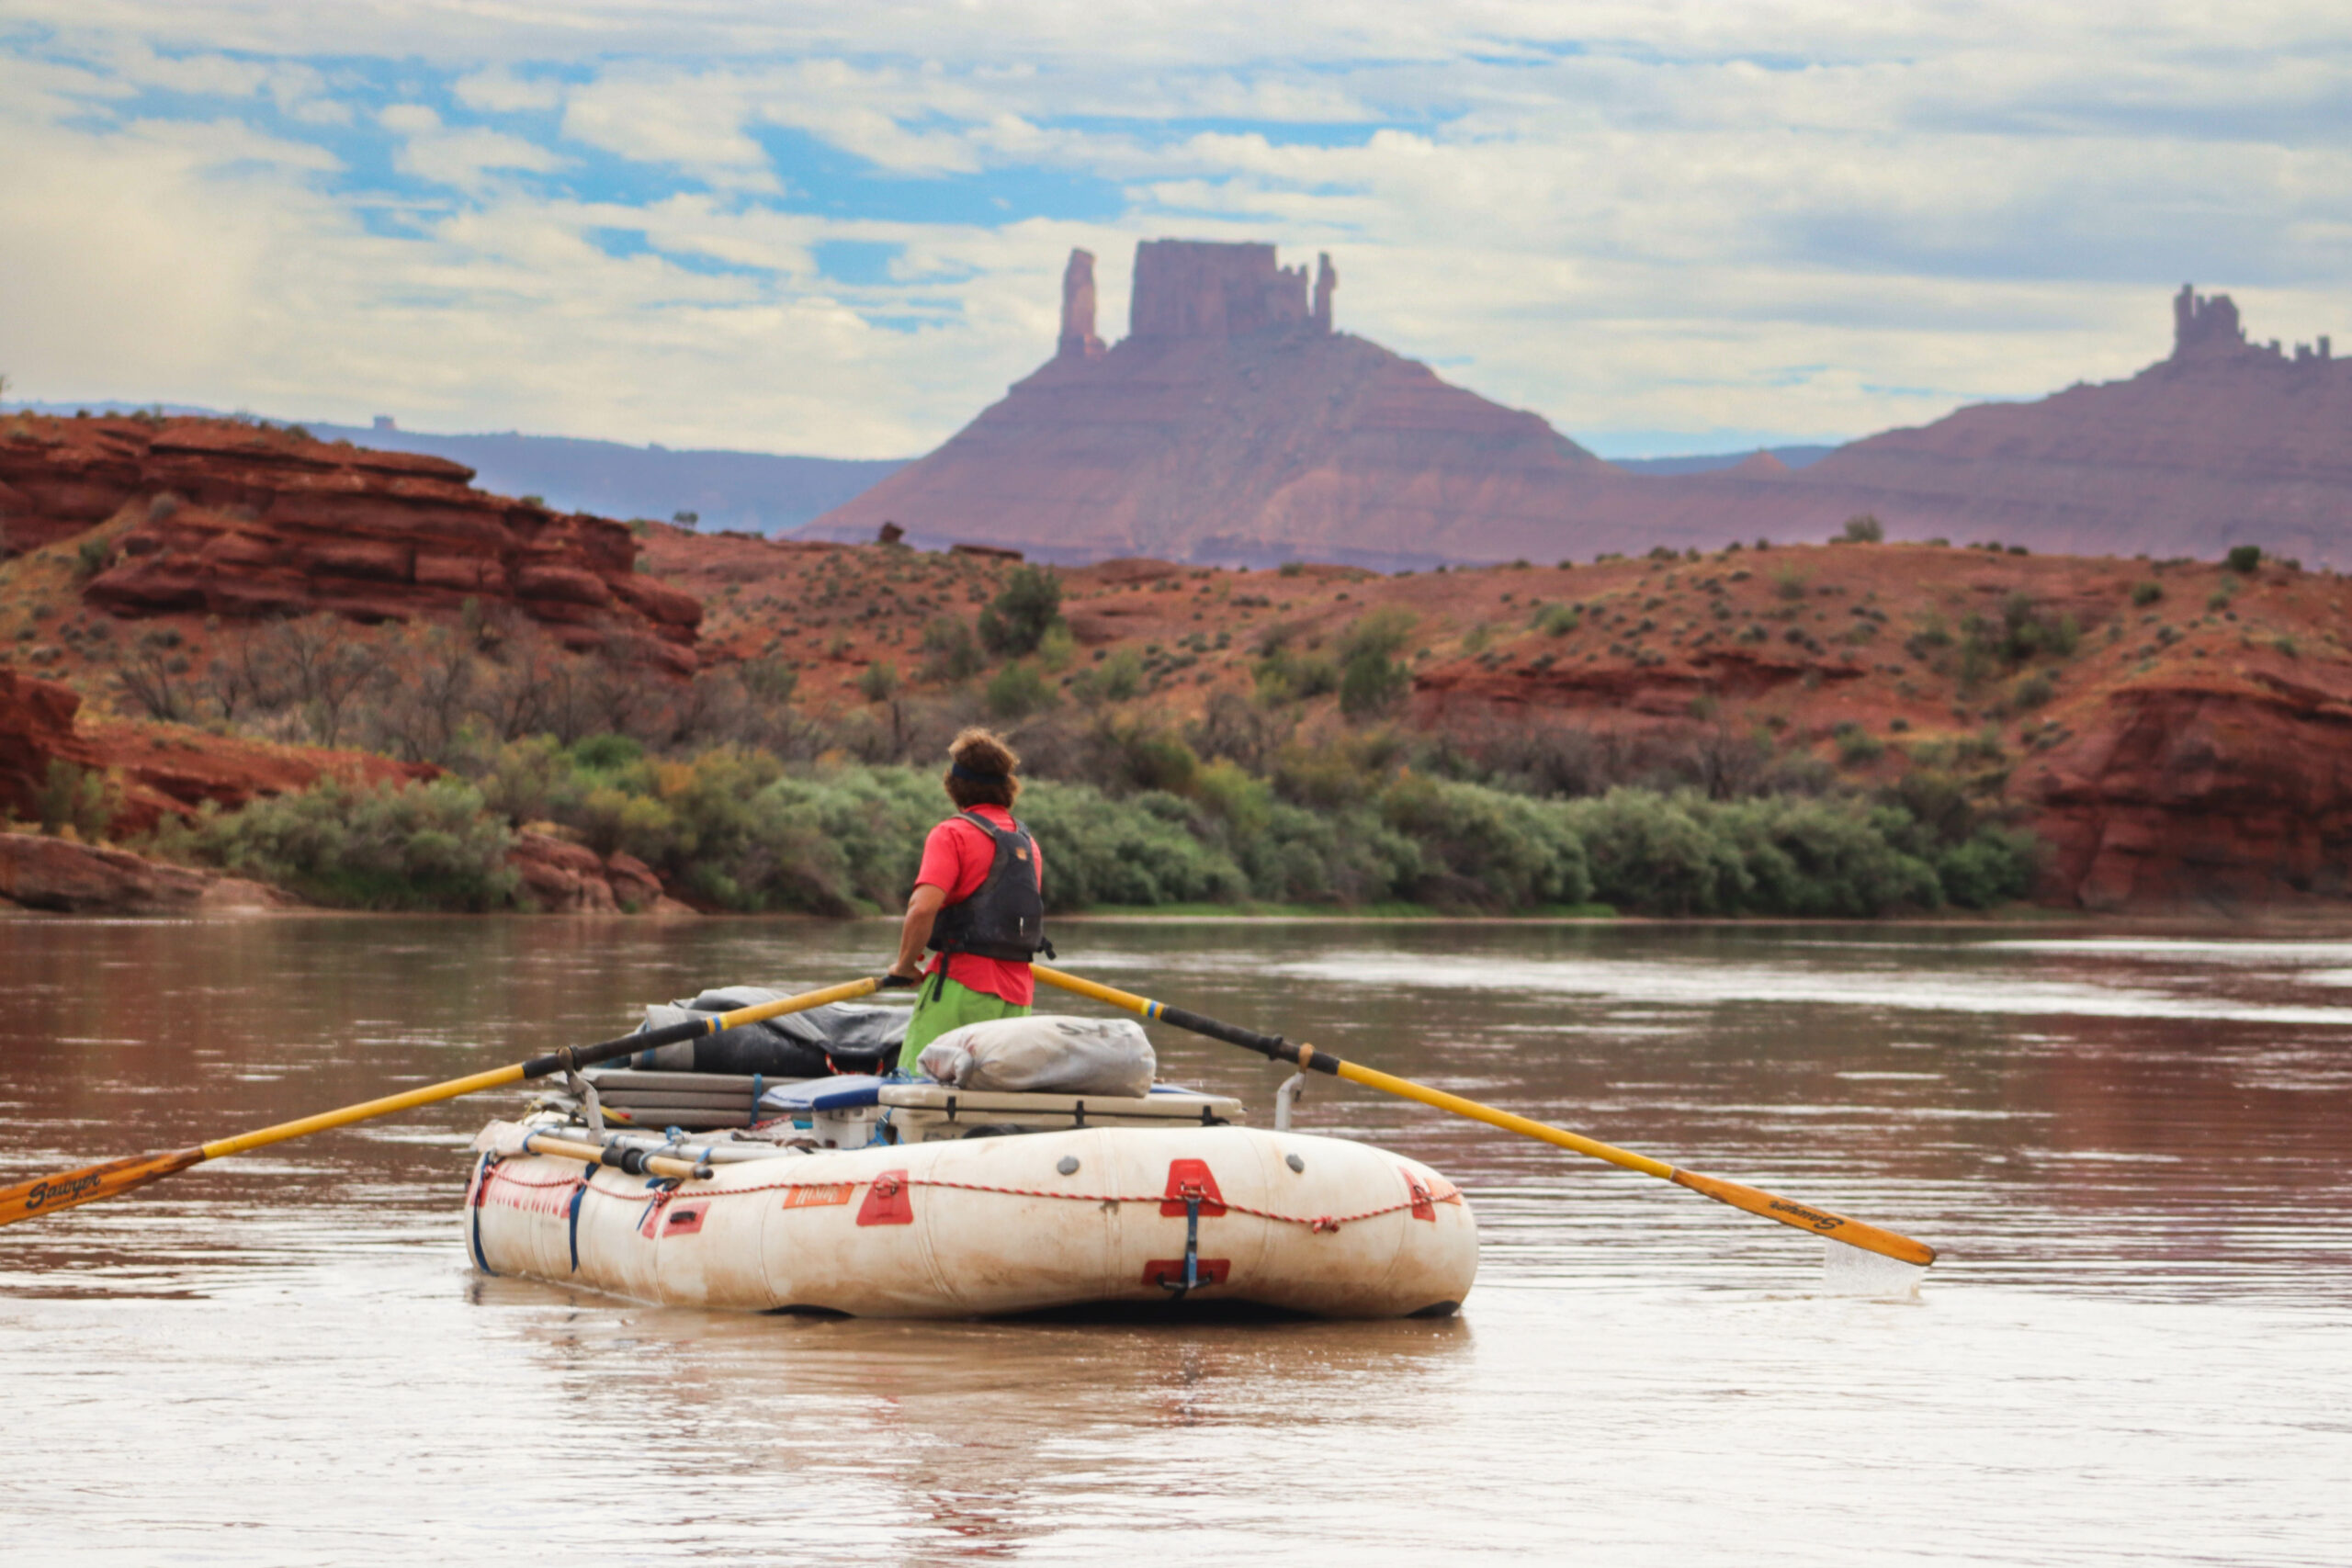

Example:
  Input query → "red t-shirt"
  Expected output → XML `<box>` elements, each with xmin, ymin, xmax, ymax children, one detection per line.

<box><xmin>915</xmin><ymin>805</ymin><xmax>1044</xmax><ymax>1004</ymax></box>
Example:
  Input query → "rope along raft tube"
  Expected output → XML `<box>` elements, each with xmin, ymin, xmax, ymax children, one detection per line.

<box><xmin>474</xmin><ymin>1158</ymin><xmax>1462</xmax><ymax>1235</ymax></box>
<box><xmin>464</xmin><ymin>1124</ymin><xmax>1478</xmax><ymax>1318</ymax></box>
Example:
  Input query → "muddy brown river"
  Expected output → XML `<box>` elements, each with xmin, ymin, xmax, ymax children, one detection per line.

<box><xmin>3</xmin><ymin>916</ymin><xmax>2346</xmax><ymax>1563</ymax></box>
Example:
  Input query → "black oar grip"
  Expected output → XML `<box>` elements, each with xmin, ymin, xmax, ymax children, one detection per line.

<box><xmin>520</xmin><ymin>1015</ymin><xmax>714</xmax><ymax>1081</ymax></box>
<box><xmin>1153</xmin><ymin>1005</ymin><xmax>1339</xmax><ymax>1075</ymax></box>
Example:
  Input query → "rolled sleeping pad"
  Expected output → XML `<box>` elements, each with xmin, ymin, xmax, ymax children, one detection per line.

<box><xmin>594</xmin><ymin>1090</ymin><xmax>766</xmax><ymax>1112</ymax></box>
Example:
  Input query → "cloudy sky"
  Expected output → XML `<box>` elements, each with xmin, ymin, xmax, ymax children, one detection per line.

<box><xmin>3</xmin><ymin>3</ymin><xmax>2347</xmax><ymax>458</ymax></box>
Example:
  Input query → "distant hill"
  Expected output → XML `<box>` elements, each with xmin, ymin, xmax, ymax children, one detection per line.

<box><xmin>804</xmin><ymin>243</ymin><xmax>2352</xmax><ymax>570</ymax></box>
<box><xmin>1752</xmin><ymin>290</ymin><xmax>2352</xmax><ymax>562</ymax></box>
<box><xmin>9</xmin><ymin>403</ymin><xmax>904</xmax><ymax>536</ymax></box>
<box><xmin>300</xmin><ymin>423</ymin><xmax>905</xmax><ymax>535</ymax></box>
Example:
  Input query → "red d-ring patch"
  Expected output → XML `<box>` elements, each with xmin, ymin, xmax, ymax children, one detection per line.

<box><xmin>1402</xmin><ymin>1170</ymin><xmax>1436</xmax><ymax>1222</ymax></box>
<box><xmin>856</xmin><ymin>1170</ymin><xmax>915</xmax><ymax>1226</ymax></box>
<box><xmin>1160</xmin><ymin>1158</ymin><xmax>1227</xmax><ymax>1217</ymax></box>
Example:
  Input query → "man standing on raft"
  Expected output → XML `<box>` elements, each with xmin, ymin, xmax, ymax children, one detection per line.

<box><xmin>887</xmin><ymin>728</ymin><xmax>1051</xmax><ymax>1075</ymax></box>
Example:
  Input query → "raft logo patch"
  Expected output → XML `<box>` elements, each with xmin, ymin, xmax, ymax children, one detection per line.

<box><xmin>781</xmin><ymin>1183</ymin><xmax>854</xmax><ymax>1209</ymax></box>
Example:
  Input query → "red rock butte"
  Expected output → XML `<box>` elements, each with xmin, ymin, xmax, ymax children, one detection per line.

<box><xmin>808</xmin><ymin>246</ymin><xmax>2352</xmax><ymax>568</ymax></box>
<box><xmin>805</xmin><ymin>239</ymin><xmax>1612</xmax><ymax>570</ymax></box>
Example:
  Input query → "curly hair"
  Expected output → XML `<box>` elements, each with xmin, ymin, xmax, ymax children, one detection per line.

<box><xmin>944</xmin><ymin>727</ymin><xmax>1021</xmax><ymax>809</ymax></box>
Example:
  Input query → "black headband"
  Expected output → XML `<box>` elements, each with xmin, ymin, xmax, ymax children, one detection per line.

<box><xmin>951</xmin><ymin>760</ymin><xmax>1008</xmax><ymax>784</ymax></box>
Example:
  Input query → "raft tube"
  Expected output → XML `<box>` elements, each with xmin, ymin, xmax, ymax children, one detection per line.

<box><xmin>466</xmin><ymin>1124</ymin><xmax>1476</xmax><ymax>1319</ymax></box>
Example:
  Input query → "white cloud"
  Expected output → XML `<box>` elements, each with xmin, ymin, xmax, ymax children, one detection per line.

<box><xmin>454</xmin><ymin>65</ymin><xmax>564</xmax><ymax>112</ymax></box>
<box><xmin>6</xmin><ymin>4</ymin><xmax>2352</xmax><ymax>458</ymax></box>
<box><xmin>379</xmin><ymin>103</ymin><xmax>565</xmax><ymax>188</ymax></box>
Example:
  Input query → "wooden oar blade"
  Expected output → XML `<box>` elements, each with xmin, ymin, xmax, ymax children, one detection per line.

<box><xmin>0</xmin><ymin>1147</ymin><xmax>207</xmax><ymax>1228</ymax></box>
<box><xmin>1670</xmin><ymin>1168</ymin><xmax>1937</xmax><ymax>1267</ymax></box>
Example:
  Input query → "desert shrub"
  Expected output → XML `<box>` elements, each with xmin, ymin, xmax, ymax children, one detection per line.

<box><xmin>1931</xmin><ymin>826</ymin><xmax>2041</xmax><ymax>908</ymax></box>
<box><xmin>1561</xmin><ymin>790</ymin><xmax>1752</xmax><ymax>915</ymax></box>
<box><xmin>1953</xmin><ymin>593</ymin><xmax>2078</xmax><ymax>688</ymax></box>
<box><xmin>27</xmin><ymin>760</ymin><xmax>121</xmax><ymax>839</ymax></box>
<box><xmin>978</xmin><ymin>565</ymin><xmax>1063</xmax><ymax>656</ymax></box>
<box><xmin>984</xmin><ymin>661</ymin><xmax>1054</xmax><ymax>719</ymax></box>
<box><xmin>1379</xmin><ymin>773</ymin><xmax>1591</xmax><ymax>908</ymax></box>
<box><xmin>1254</xmin><ymin>646</ymin><xmax>1340</xmax><ymax>703</ymax></box>
<box><xmin>1841</xmin><ymin>514</ymin><xmax>1884</xmax><ymax>543</ymax></box>
<box><xmin>1835</xmin><ymin>724</ymin><xmax>1886</xmax><ymax>765</ymax></box>
<box><xmin>1536</xmin><ymin>603</ymin><xmax>1581</xmax><ymax>636</ymax></box>
<box><xmin>1019</xmin><ymin>784</ymin><xmax>1249</xmax><ymax>908</ymax></box>
<box><xmin>1096</xmin><ymin>722</ymin><xmax>1200</xmax><ymax>795</ymax></box>
<box><xmin>857</xmin><ymin>661</ymin><xmax>901</xmax><ymax>704</ymax></box>
<box><xmin>1035</xmin><ymin>621</ymin><xmax>1076</xmax><ymax>671</ymax></box>
<box><xmin>2013</xmin><ymin>671</ymin><xmax>2054</xmax><ymax>709</ymax></box>
<box><xmin>1072</xmin><ymin>646</ymin><xmax>1143</xmax><ymax>704</ymax></box>
<box><xmin>476</xmin><ymin>736</ymin><xmax>584</xmax><ymax>826</ymax></box>
<box><xmin>920</xmin><ymin>617</ymin><xmax>983</xmax><ymax>682</ymax></box>
<box><xmin>1713</xmin><ymin>795</ymin><xmax>1941</xmax><ymax>916</ymax></box>
<box><xmin>2226</xmin><ymin>544</ymin><xmax>2262</xmax><ymax>574</ymax></box>
<box><xmin>1337</xmin><ymin>607</ymin><xmax>1416</xmax><ymax>718</ymax></box>
<box><xmin>194</xmin><ymin>778</ymin><xmax>517</xmax><ymax>909</ymax></box>
<box><xmin>1192</xmin><ymin>758</ymin><xmax>1272</xmax><ymax>837</ymax></box>
<box><xmin>74</xmin><ymin>536</ymin><xmax>112</xmax><ymax>581</ymax></box>
<box><xmin>2132</xmin><ymin>581</ymin><xmax>2164</xmax><ymax>606</ymax></box>
<box><xmin>740</xmin><ymin>657</ymin><xmax>799</xmax><ymax>705</ymax></box>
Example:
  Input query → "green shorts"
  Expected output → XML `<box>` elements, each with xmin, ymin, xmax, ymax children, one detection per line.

<box><xmin>898</xmin><ymin>973</ymin><xmax>1031</xmax><ymax>1075</ymax></box>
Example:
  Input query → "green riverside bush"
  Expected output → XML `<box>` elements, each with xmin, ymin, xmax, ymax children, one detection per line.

<box><xmin>164</xmin><ymin>739</ymin><xmax>2045</xmax><ymax>919</ymax></box>
<box><xmin>191</xmin><ymin>777</ymin><xmax>518</xmax><ymax>910</ymax></box>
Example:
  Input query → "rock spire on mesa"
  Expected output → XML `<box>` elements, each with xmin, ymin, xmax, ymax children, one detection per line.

<box><xmin>2173</xmin><ymin>283</ymin><xmax>2332</xmax><ymax>365</ymax></box>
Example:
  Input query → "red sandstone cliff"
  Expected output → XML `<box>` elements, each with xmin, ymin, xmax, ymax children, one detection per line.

<box><xmin>0</xmin><ymin>414</ymin><xmax>702</xmax><ymax>671</ymax></box>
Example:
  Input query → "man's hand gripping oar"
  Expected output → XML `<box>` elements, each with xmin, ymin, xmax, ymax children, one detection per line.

<box><xmin>1034</xmin><ymin>964</ymin><xmax>1937</xmax><ymax>1268</ymax></box>
<box><xmin>0</xmin><ymin>977</ymin><xmax>886</xmax><ymax>1228</ymax></box>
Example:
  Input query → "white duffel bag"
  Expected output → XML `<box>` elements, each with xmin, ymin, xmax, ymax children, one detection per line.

<box><xmin>916</xmin><ymin>1015</ymin><xmax>1156</xmax><ymax>1098</ymax></box>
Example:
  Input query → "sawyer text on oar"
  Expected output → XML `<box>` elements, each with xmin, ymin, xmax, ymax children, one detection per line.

<box><xmin>1768</xmin><ymin>1199</ymin><xmax>1846</xmax><ymax>1234</ymax></box>
<box><xmin>22</xmin><ymin>1172</ymin><xmax>106</xmax><ymax>1212</ymax></box>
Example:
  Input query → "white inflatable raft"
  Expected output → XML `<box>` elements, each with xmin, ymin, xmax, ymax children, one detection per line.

<box><xmin>466</xmin><ymin>1081</ymin><xmax>1477</xmax><ymax>1318</ymax></box>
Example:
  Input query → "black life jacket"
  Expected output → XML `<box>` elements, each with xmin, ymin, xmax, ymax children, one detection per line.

<box><xmin>927</xmin><ymin>810</ymin><xmax>1050</xmax><ymax>963</ymax></box>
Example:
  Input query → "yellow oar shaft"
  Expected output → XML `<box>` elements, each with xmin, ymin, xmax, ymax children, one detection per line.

<box><xmin>1032</xmin><ymin>964</ymin><xmax>1936</xmax><ymax>1268</ymax></box>
<box><xmin>202</xmin><ymin>1064</ymin><xmax>526</xmax><ymax>1159</ymax></box>
<box><xmin>5</xmin><ymin>976</ymin><xmax>882</xmax><ymax>1226</ymax></box>
<box><xmin>1332</xmin><ymin>1060</ymin><xmax>1673</xmax><ymax>1179</ymax></box>
<box><xmin>194</xmin><ymin>976</ymin><xmax>880</xmax><ymax>1162</ymax></box>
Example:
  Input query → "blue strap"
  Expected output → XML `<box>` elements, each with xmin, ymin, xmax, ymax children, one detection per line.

<box><xmin>468</xmin><ymin>1153</ymin><xmax>498</xmax><ymax>1276</ymax></box>
<box><xmin>567</xmin><ymin>1163</ymin><xmax>591</xmax><ymax>1273</ymax></box>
